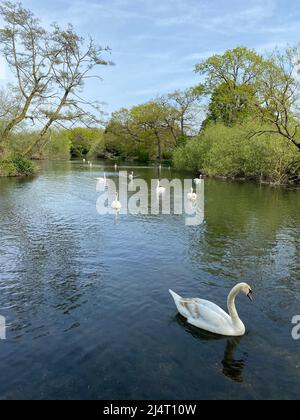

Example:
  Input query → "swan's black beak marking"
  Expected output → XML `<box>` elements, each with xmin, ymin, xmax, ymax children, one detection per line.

<box><xmin>247</xmin><ymin>290</ymin><xmax>253</xmax><ymax>302</ymax></box>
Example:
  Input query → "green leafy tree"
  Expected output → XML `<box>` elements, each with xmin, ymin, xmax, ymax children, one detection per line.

<box><xmin>105</xmin><ymin>101</ymin><xmax>180</xmax><ymax>161</ymax></box>
<box><xmin>205</xmin><ymin>82</ymin><xmax>258</xmax><ymax>126</ymax></box>
<box><xmin>253</xmin><ymin>47</ymin><xmax>300</xmax><ymax>152</ymax></box>
<box><xmin>130</xmin><ymin>102</ymin><xmax>174</xmax><ymax>160</ymax></box>
<box><xmin>196</xmin><ymin>47</ymin><xmax>265</xmax><ymax>127</ymax></box>
<box><xmin>195</xmin><ymin>47</ymin><xmax>265</xmax><ymax>91</ymax></box>
<box><xmin>68</xmin><ymin>128</ymin><xmax>105</xmax><ymax>158</ymax></box>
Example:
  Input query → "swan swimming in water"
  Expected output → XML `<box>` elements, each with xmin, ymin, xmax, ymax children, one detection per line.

<box><xmin>96</xmin><ymin>173</ymin><xmax>106</xmax><ymax>184</ymax></box>
<box><xmin>187</xmin><ymin>187</ymin><xmax>197</xmax><ymax>201</ymax></box>
<box><xmin>111</xmin><ymin>192</ymin><xmax>122</xmax><ymax>211</ymax></box>
<box><xmin>169</xmin><ymin>283</ymin><xmax>253</xmax><ymax>337</ymax></box>
<box><xmin>194</xmin><ymin>175</ymin><xmax>203</xmax><ymax>185</ymax></box>
<box><xmin>156</xmin><ymin>181</ymin><xmax>166</xmax><ymax>195</ymax></box>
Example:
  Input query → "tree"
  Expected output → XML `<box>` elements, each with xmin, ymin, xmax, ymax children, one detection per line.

<box><xmin>107</xmin><ymin>108</ymin><xmax>141</xmax><ymax>143</ymax></box>
<box><xmin>0</xmin><ymin>1</ymin><xmax>112</xmax><ymax>158</ymax></box>
<box><xmin>195</xmin><ymin>47</ymin><xmax>265</xmax><ymax>91</ymax></box>
<box><xmin>205</xmin><ymin>82</ymin><xmax>258</xmax><ymax>126</ymax></box>
<box><xmin>196</xmin><ymin>46</ymin><xmax>300</xmax><ymax>153</ymax></box>
<box><xmin>105</xmin><ymin>101</ymin><xmax>180</xmax><ymax>161</ymax></box>
<box><xmin>0</xmin><ymin>87</ymin><xmax>20</xmax><ymax>129</ymax></box>
<box><xmin>195</xmin><ymin>47</ymin><xmax>265</xmax><ymax>126</ymax></box>
<box><xmin>130</xmin><ymin>102</ymin><xmax>173</xmax><ymax>160</ymax></box>
<box><xmin>68</xmin><ymin>127</ymin><xmax>104</xmax><ymax>158</ymax></box>
<box><xmin>0</xmin><ymin>1</ymin><xmax>56</xmax><ymax>144</ymax></box>
<box><xmin>254</xmin><ymin>47</ymin><xmax>300</xmax><ymax>152</ymax></box>
<box><xmin>23</xmin><ymin>23</ymin><xmax>112</xmax><ymax>157</ymax></box>
<box><xmin>158</xmin><ymin>87</ymin><xmax>204</xmax><ymax>140</ymax></box>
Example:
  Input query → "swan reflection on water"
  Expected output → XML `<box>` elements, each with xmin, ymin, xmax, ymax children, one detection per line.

<box><xmin>175</xmin><ymin>314</ymin><xmax>247</xmax><ymax>384</ymax></box>
<box><xmin>113</xmin><ymin>209</ymin><xmax>121</xmax><ymax>224</ymax></box>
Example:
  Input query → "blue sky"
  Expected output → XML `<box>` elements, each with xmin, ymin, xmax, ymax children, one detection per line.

<box><xmin>2</xmin><ymin>0</ymin><xmax>300</xmax><ymax>115</ymax></box>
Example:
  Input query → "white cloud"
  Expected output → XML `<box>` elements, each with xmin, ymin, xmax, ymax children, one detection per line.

<box><xmin>30</xmin><ymin>0</ymin><xmax>151</xmax><ymax>28</ymax></box>
<box><xmin>182</xmin><ymin>51</ymin><xmax>221</xmax><ymax>62</ymax></box>
<box><xmin>255</xmin><ymin>41</ymin><xmax>288</xmax><ymax>53</ymax></box>
<box><xmin>151</xmin><ymin>0</ymin><xmax>276</xmax><ymax>31</ymax></box>
<box><xmin>128</xmin><ymin>87</ymin><xmax>160</xmax><ymax>97</ymax></box>
<box><xmin>115</xmin><ymin>51</ymin><xmax>174</xmax><ymax>60</ymax></box>
<box><xmin>199</xmin><ymin>1</ymin><xmax>276</xmax><ymax>34</ymax></box>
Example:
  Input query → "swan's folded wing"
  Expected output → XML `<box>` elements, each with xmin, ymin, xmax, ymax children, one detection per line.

<box><xmin>180</xmin><ymin>299</ymin><xmax>202</xmax><ymax>319</ymax></box>
<box><xmin>178</xmin><ymin>298</ymin><xmax>230</xmax><ymax>325</ymax></box>
<box><xmin>188</xmin><ymin>304</ymin><xmax>231</xmax><ymax>330</ymax></box>
<box><xmin>197</xmin><ymin>299</ymin><xmax>230</xmax><ymax>321</ymax></box>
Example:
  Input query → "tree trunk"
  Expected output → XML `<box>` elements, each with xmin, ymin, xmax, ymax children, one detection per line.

<box><xmin>22</xmin><ymin>90</ymin><xmax>70</xmax><ymax>158</ymax></box>
<box><xmin>180</xmin><ymin>116</ymin><xmax>184</xmax><ymax>138</ymax></box>
<box><xmin>285</xmin><ymin>134</ymin><xmax>300</xmax><ymax>152</ymax></box>
<box><xmin>291</xmin><ymin>138</ymin><xmax>300</xmax><ymax>151</ymax></box>
<box><xmin>154</xmin><ymin>129</ymin><xmax>162</xmax><ymax>161</ymax></box>
<box><xmin>157</xmin><ymin>139</ymin><xmax>161</xmax><ymax>161</ymax></box>
<box><xmin>1</xmin><ymin>92</ymin><xmax>36</xmax><ymax>143</ymax></box>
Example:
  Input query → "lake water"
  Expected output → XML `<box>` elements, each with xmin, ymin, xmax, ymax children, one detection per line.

<box><xmin>0</xmin><ymin>161</ymin><xmax>300</xmax><ymax>400</ymax></box>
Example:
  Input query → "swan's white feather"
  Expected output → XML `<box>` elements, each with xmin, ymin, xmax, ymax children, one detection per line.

<box><xmin>169</xmin><ymin>288</ymin><xmax>246</xmax><ymax>337</ymax></box>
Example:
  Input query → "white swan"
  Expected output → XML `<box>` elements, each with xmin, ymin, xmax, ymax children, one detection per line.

<box><xmin>129</xmin><ymin>171</ymin><xmax>134</xmax><ymax>181</ymax></box>
<box><xmin>96</xmin><ymin>172</ymin><xmax>106</xmax><ymax>184</ymax></box>
<box><xmin>156</xmin><ymin>181</ymin><xmax>166</xmax><ymax>195</ymax></box>
<box><xmin>169</xmin><ymin>283</ymin><xmax>253</xmax><ymax>337</ymax></box>
<box><xmin>111</xmin><ymin>192</ymin><xmax>122</xmax><ymax>211</ymax></box>
<box><xmin>187</xmin><ymin>187</ymin><xmax>197</xmax><ymax>201</ymax></box>
<box><xmin>194</xmin><ymin>175</ymin><xmax>203</xmax><ymax>185</ymax></box>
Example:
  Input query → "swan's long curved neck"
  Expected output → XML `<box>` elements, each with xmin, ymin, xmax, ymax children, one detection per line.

<box><xmin>227</xmin><ymin>285</ymin><xmax>242</xmax><ymax>325</ymax></box>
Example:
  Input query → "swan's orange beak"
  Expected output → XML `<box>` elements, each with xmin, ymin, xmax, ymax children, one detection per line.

<box><xmin>247</xmin><ymin>290</ymin><xmax>253</xmax><ymax>302</ymax></box>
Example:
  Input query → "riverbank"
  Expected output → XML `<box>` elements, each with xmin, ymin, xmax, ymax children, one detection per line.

<box><xmin>1</xmin><ymin>154</ymin><xmax>299</xmax><ymax>188</ymax></box>
<box><xmin>206</xmin><ymin>174</ymin><xmax>300</xmax><ymax>188</ymax></box>
<box><xmin>0</xmin><ymin>155</ymin><xmax>36</xmax><ymax>177</ymax></box>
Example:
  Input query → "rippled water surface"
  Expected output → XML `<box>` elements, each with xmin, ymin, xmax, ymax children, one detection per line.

<box><xmin>0</xmin><ymin>161</ymin><xmax>300</xmax><ymax>400</ymax></box>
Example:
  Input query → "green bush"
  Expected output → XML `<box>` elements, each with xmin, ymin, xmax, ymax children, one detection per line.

<box><xmin>173</xmin><ymin>136</ymin><xmax>208</xmax><ymax>172</ymax></box>
<box><xmin>135</xmin><ymin>149</ymin><xmax>150</xmax><ymax>162</ymax></box>
<box><xmin>0</xmin><ymin>161</ymin><xmax>18</xmax><ymax>176</ymax></box>
<box><xmin>173</xmin><ymin>120</ymin><xmax>298</xmax><ymax>183</ymax></box>
<box><xmin>0</xmin><ymin>154</ymin><xmax>35</xmax><ymax>177</ymax></box>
